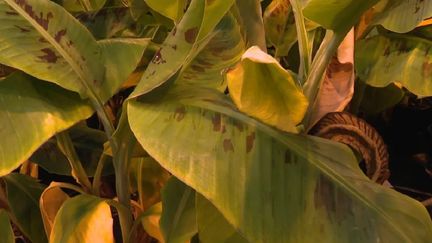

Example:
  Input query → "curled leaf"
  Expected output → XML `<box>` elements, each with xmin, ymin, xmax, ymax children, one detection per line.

<box><xmin>309</xmin><ymin>29</ymin><xmax>355</xmax><ymax>126</ymax></box>
<box><xmin>39</xmin><ymin>184</ymin><xmax>69</xmax><ymax>237</ymax></box>
<box><xmin>227</xmin><ymin>46</ymin><xmax>308</xmax><ymax>133</ymax></box>
<box><xmin>50</xmin><ymin>195</ymin><xmax>114</xmax><ymax>243</ymax></box>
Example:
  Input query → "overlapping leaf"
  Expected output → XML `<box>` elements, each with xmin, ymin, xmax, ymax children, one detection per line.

<box><xmin>263</xmin><ymin>0</ymin><xmax>318</xmax><ymax>57</ymax></box>
<box><xmin>0</xmin><ymin>0</ymin><xmax>104</xmax><ymax>96</ymax></box>
<box><xmin>0</xmin><ymin>209</ymin><xmax>14</xmax><ymax>243</ymax></box>
<box><xmin>128</xmin><ymin>87</ymin><xmax>432</xmax><ymax>242</ymax></box>
<box><xmin>159</xmin><ymin>177</ymin><xmax>197</xmax><ymax>243</ymax></box>
<box><xmin>371</xmin><ymin>0</ymin><xmax>432</xmax><ymax>33</ymax></box>
<box><xmin>50</xmin><ymin>195</ymin><xmax>114</xmax><ymax>243</ymax></box>
<box><xmin>178</xmin><ymin>13</ymin><xmax>245</xmax><ymax>91</ymax></box>
<box><xmin>303</xmin><ymin>0</ymin><xmax>379</xmax><ymax>33</ymax></box>
<box><xmin>129</xmin><ymin>157</ymin><xmax>171</xmax><ymax>210</ymax></box>
<box><xmin>0</xmin><ymin>0</ymin><xmax>147</xmax><ymax>100</ymax></box>
<box><xmin>129</xmin><ymin>0</ymin><xmax>235</xmax><ymax>99</ymax></box>
<box><xmin>39</xmin><ymin>184</ymin><xmax>69</xmax><ymax>237</ymax></box>
<box><xmin>144</xmin><ymin>0</ymin><xmax>186</xmax><ymax>22</ymax></box>
<box><xmin>227</xmin><ymin>46</ymin><xmax>308</xmax><ymax>133</ymax></box>
<box><xmin>356</xmin><ymin>33</ymin><xmax>432</xmax><ymax>96</ymax></box>
<box><xmin>3</xmin><ymin>174</ymin><xmax>47</xmax><ymax>243</ymax></box>
<box><xmin>0</xmin><ymin>73</ymin><xmax>93</xmax><ymax>176</ymax></box>
<box><xmin>196</xmin><ymin>194</ymin><xmax>247</xmax><ymax>243</ymax></box>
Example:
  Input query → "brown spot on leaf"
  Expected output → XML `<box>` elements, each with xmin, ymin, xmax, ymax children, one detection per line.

<box><xmin>184</xmin><ymin>27</ymin><xmax>198</xmax><ymax>44</ymax></box>
<box><xmin>171</xmin><ymin>44</ymin><xmax>177</xmax><ymax>50</ymax></box>
<box><xmin>212</xmin><ymin>114</ymin><xmax>221</xmax><ymax>131</ymax></box>
<box><xmin>38</xmin><ymin>48</ymin><xmax>58</xmax><ymax>63</ymax></box>
<box><xmin>223</xmin><ymin>139</ymin><xmax>234</xmax><ymax>152</ymax></box>
<box><xmin>284</xmin><ymin>150</ymin><xmax>295</xmax><ymax>164</ymax></box>
<box><xmin>314</xmin><ymin>175</ymin><xmax>354</xmax><ymax>223</ymax></box>
<box><xmin>5</xmin><ymin>11</ymin><xmax>18</xmax><ymax>16</ymax></box>
<box><xmin>233</xmin><ymin>120</ymin><xmax>244</xmax><ymax>132</ymax></box>
<box><xmin>191</xmin><ymin>65</ymin><xmax>205</xmax><ymax>72</ymax></box>
<box><xmin>423</xmin><ymin>60</ymin><xmax>432</xmax><ymax>77</ymax></box>
<box><xmin>172</xmin><ymin>27</ymin><xmax>177</xmax><ymax>36</ymax></box>
<box><xmin>246</xmin><ymin>132</ymin><xmax>255</xmax><ymax>153</ymax></box>
<box><xmin>15</xmin><ymin>0</ymin><xmax>53</xmax><ymax>30</ymax></box>
<box><xmin>14</xmin><ymin>25</ymin><xmax>30</xmax><ymax>32</ymax></box>
<box><xmin>152</xmin><ymin>49</ymin><xmax>166</xmax><ymax>64</ymax></box>
<box><xmin>54</xmin><ymin>29</ymin><xmax>67</xmax><ymax>42</ymax></box>
<box><xmin>38</xmin><ymin>37</ymin><xmax>48</xmax><ymax>43</ymax></box>
<box><xmin>174</xmin><ymin>106</ymin><xmax>186</xmax><ymax>121</ymax></box>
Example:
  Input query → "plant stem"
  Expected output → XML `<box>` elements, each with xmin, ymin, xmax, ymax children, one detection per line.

<box><xmin>112</xmin><ymin>112</ymin><xmax>136</xmax><ymax>241</ymax></box>
<box><xmin>301</xmin><ymin>30</ymin><xmax>346</xmax><ymax>130</ymax></box>
<box><xmin>289</xmin><ymin>0</ymin><xmax>311</xmax><ymax>83</ymax></box>
<box><xmin>92</xmin><ymin>153</ymin><xmax>109</xmax><ymax>196</ymax></box>
<box><xmin>56</xmin><ymin>132</ymin><xmax>92</xmax><ymax>192</ymax></box>
<box><xmin>107</xmin><ymin>199</ymin><xmax>134</xmax><ymax>242</ymax></box>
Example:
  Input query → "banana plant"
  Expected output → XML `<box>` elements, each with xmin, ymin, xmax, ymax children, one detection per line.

<box><xmin>0</xmin><ymin>0</ymin><xmax>432</xmax><ymax>242</ymax></box>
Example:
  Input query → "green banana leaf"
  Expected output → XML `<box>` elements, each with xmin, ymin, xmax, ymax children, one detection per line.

<box><xmin>160</xmin><ymin>177</ymin><xmax>197</xmax><ymax>243</ymax></box>
<box><xmin>196</xmin><ymin>193</ymin><xmax>247</xmax><ymax>243</ymax></box>
<box><xmin>226</xmin><ymin>46</ymin><xmax>308</xmax><ymax>133</ymax></box>
<box><xmin>0</xmin><ymin>73</ymin><xmax>92</xmax><ymax>176</ymax></box>
<box><xmin>31</xmin><ymin>123</ymin><xmax>114</xmax><ymax>176</ymax></box>
<box><xmin>128</xmin><ymin>87</ymin><xmax>432</xmax><ymax>242</ymax></box>
<box><xmin>373</xmin><ymin>0</ymin><xmax>432</xmax><ymax>33</ymax></box>
<box><xmin>178</xmin><ymin>13</ymin><xmax>245</xmax><ymax>92</ymax></box>
<box><xmin>0</xmin><ymin>0</ymin><xmax>147</xmax><ymax>100</ymax></box>
<box><xmin>129</xmin><ymin>157</ymin><xmax>171</xmax><ymax>210</ymax></box>
<box><xmin>129</xmin><ymin>0</ymin><xmax>235</xmax><ymax>99</ymax></box>
<box><xmin>3</xmin><ymin>174</ymin><xmax>47</xmax><ymax>243</ymax></box>
<box><xmin>356</xmin><ymin>33</ymin><xmax>432</xmax><ymax>96</ymax></box>
<box><xmin>0</xmin><ymin>0</ymin><xmax>103</xmax><ymax>97</ymax></box>
<box><xmin>263</xmin><ymin>0</ymin><xmax>319</xmax><ymax>57</ymax></box>
<box><xmin>233</xmin><ymin>0</ymin><xmax>266</xmax><ymax>50</ymax></box>
<box><xmin>303</xmin><ymin>0</ymin><xmax>379</xmax><ymax>33</ymax></box>
<box><xmin>0</xmin><ymin>209</ymin><xmax>14</xmax><ymax>243</ymax></box>
<box><xmin>144</xmin><ymin>0</ymin><xmax>186</xmax><ymax>22</ymax></box>
<box><xmin>62</xmin><ymin>0</ymin><xmax>107</xmax><ymax>12</ymax></box>
<box><xmin>50</xmin><ymin>194</ymin><xmax>114</xmax><ymax>243</ymax></box>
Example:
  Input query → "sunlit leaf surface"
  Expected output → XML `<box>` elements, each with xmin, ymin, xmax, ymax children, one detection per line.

<box><xmin>50</xmin><ymin>195</ymin><xmax>114</xmax><ymax>243</ymax></box>
<box><xmin>128</xmin><ymin>87</ymin><xmax>432</xmax><ymax>242</ymax></box>
<box><xmin>39</xmin><ymin>184</ymin><xmax>69</xmax><ymax>237</ymax></box>
<box><xmin>0</xmin><ymin>73</ymin><xmax>92</xmax><ymax>175</ymax></box>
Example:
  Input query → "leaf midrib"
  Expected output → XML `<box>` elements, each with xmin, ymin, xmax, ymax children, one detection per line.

<box><xmin>5</xmin><ymin>0</ymin><xmax>101</xmax><ymax>103</ymax></box>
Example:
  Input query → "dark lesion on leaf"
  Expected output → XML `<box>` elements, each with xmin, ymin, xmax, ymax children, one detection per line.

<box><xmin>223</xmin><ymin>139</ymin><xmax>234</xmax><ymax>152</ymax></box>
<box><xmin>14</xmin><ymin>0</ymin><xmax>54</xmax><ymax>30</ymax></box>
<box><xmin>284</xmin><ymin>150</ymin><xmax>296</xmax><ymax>164</ymax></box>
<box><xmin>54</xmin><ymin>29</ymin><xmax>67</xmax><ymax>42</ymax></box>
<box><xmin>184</xmin><ymin>27</ymin><xmax>198</xmax><ymax>44</ymax></box>
<box><xmin>314</xmin><ymin>175</ymin><xmax>355</xmax><ymax>224</ymax></box>
<box><xmin>5</xmin><ymin>11</ymin><xmax>18</xmax><ymax>16</ymax></box>
<box><xmin>212</xmin><ymin>114</ymin><xmax>222</xmax><ymax>131</ymax></box>
<box><xmin>14</xmin><ymin>25</ymin><xmax>30</xmax><ymax>32</ymax></box>
<box><xmin>38</xmin><ymin>48</ymin><xmax>59</xmax><ymax>63</ymax></box>
<box><xmin>152</xmin><ymin>49</ymin><xmax>166</xmax><ymax>64</ymax></box>
<box><xmin>246</xmin><ymin>132</ymin><xmax>255</xmax><ymax>153</ymax></box>
<box><xmin>174</xmin><ymin>106</ymin><xmax>186</xmax><ymax>121</ymax></box>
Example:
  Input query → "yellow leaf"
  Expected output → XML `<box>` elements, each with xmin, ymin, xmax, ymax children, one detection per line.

<box><xmin>50</xmin><ymin>195</ymin><xmax>114</xmax><ymax>243</ymax></box>
<box><xmin>40</xmin><ymin>184</ymin><xmax>69</xmax><ymax>237</ymax></box>
<box><xmin>227</xmin><ymin>46</ymin><xmax>308</xmax><ymax>133</ymax></box>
